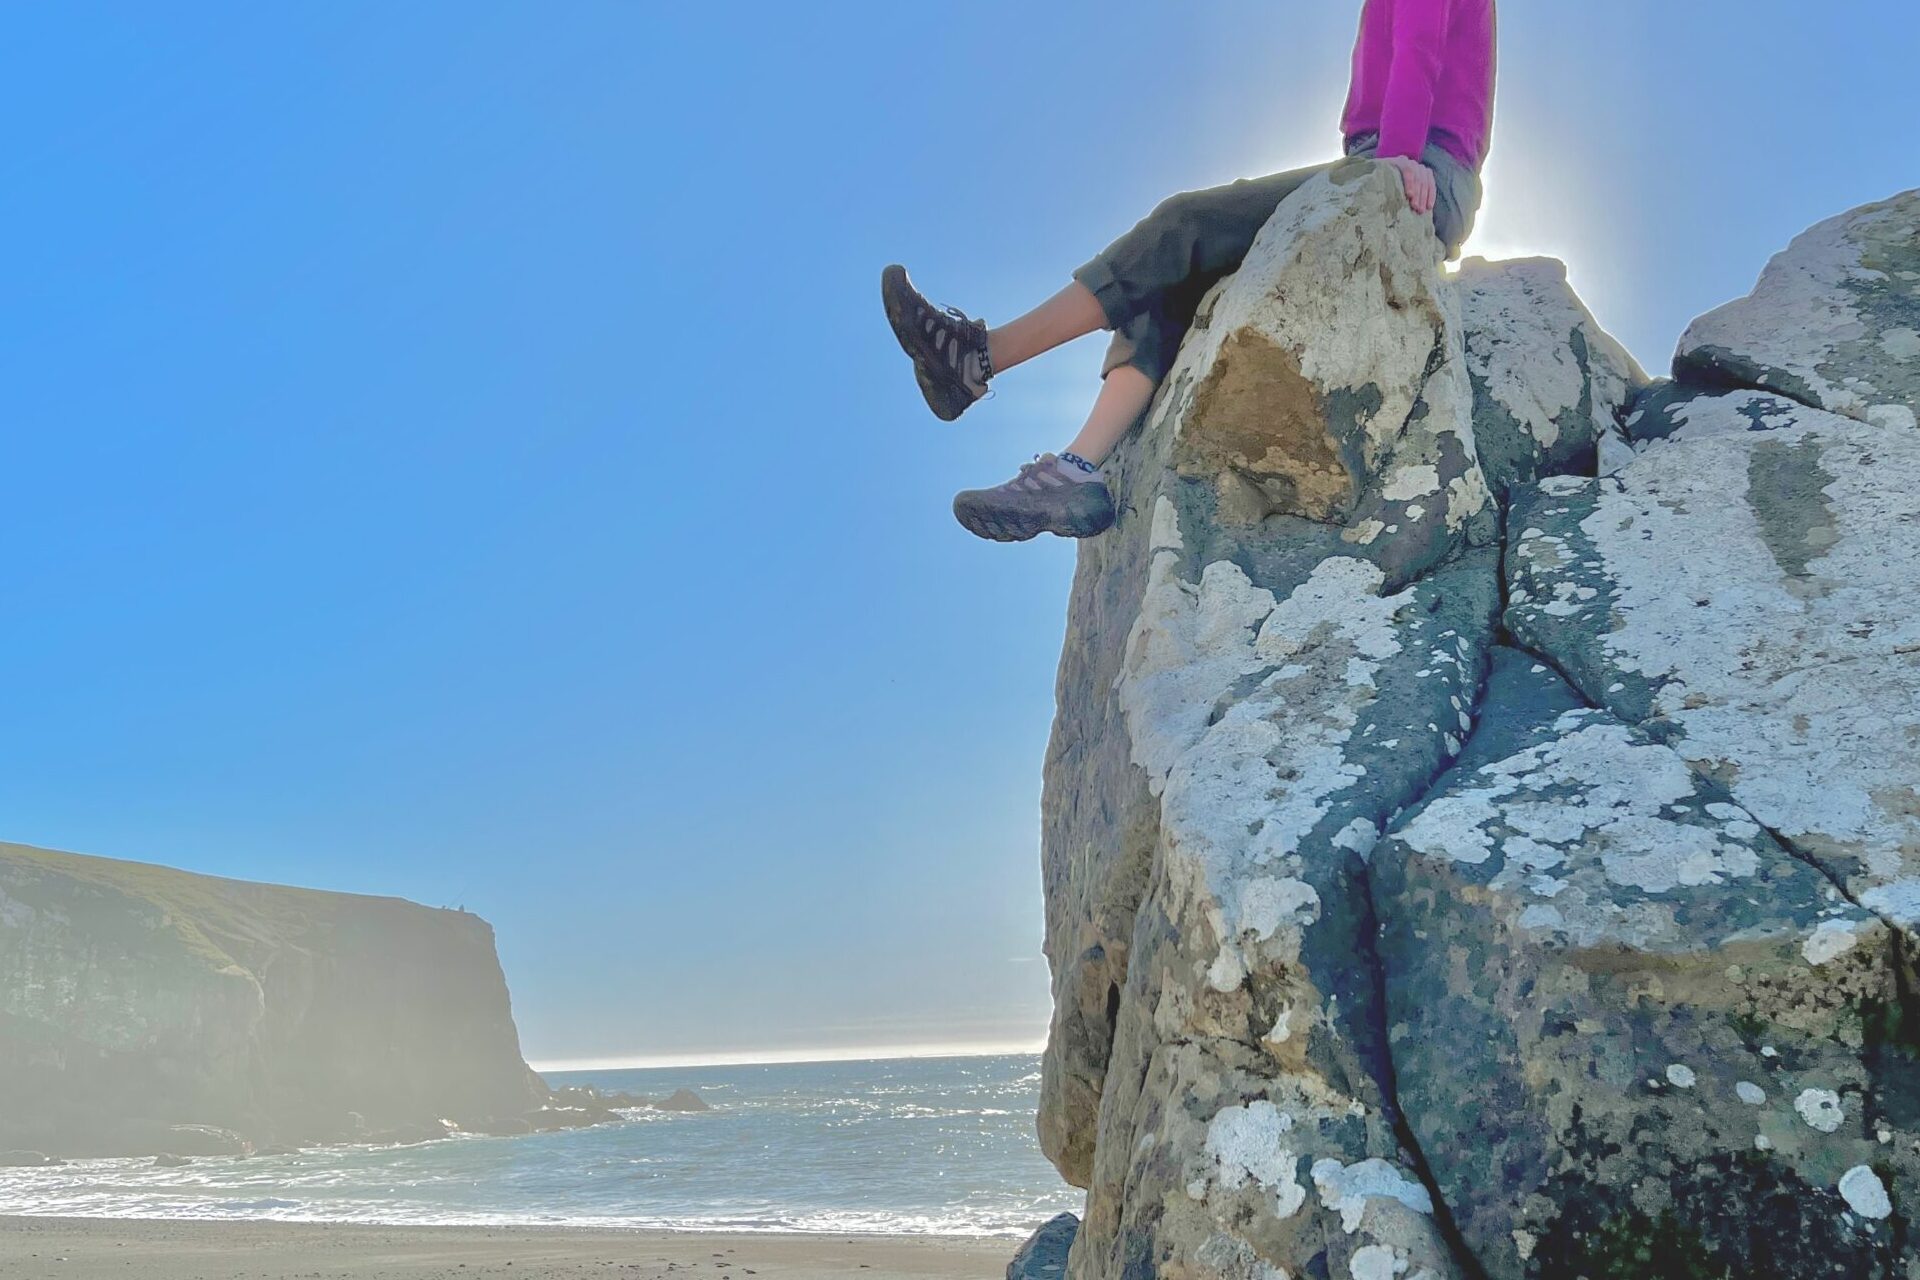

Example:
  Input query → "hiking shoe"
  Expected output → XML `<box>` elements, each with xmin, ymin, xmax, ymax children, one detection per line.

<box><xmin>953</xmin><ymin>455</ymin><xmax>1116</xmax><ymax>542</ymax></box>
<box><xmin>882</xmin><ymin>264</ymin><xmax>991</xmax><ymax>421</ymax></box>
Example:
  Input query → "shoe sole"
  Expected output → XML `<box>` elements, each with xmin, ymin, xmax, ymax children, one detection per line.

<box><xmin>882</xmin><ymin>265</ymin><xmax>974</xmax><ymax>423</ymax></box>
<box><xmin>952</xmin><ymin>493</ymin><xmax>1116</xmax><ymax>543</ymax></box>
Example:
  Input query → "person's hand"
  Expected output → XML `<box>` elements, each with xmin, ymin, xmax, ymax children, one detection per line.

<box><xmin>1378</xmin><ymin>155</ymin><xmax>1437</xmax><ymax>216</ymax></box>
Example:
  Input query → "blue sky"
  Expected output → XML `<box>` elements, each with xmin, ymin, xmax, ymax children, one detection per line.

<box><xmin>2</xmin><ymin>3</ymin><xmax>1914</xmax><ymax>1067</ymax></box>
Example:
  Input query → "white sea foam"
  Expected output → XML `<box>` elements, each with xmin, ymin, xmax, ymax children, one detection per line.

<box><xmin>0</xmin><ymin>1054</ymin><xmax>1078</xmax><ymax>1238</ymax></box>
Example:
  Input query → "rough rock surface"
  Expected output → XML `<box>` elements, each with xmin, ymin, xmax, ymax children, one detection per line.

<box><xmin>1677</xmin><ymin>189</ymin><xmax>1918</xmax><ymax>431</ymax></box>
<box><xmin>1038</xmin><ymin>161</ymin><xmax>1495</xmax><ymax>1197</ymax></box>
<box><xmin>1170</xmin><ymin>155</ymin><xmax>1495</xmax><ymax>587</ymax></box>
<box><xmin>0</xmin><ymin>841</ymin><xmax>546</xmax><ymax>1156</ymax></box>
<box><xmin>1033</xmin><ymin>175</ymin><xmax>1920</xmax><ymax>1279</ymax></box>
<box><xmin>1507</xmin><ymin>401</ymin><xmax>1920</xmax><ymax>922</ymax></box>
<box><xmin>1622</xmin><ymin>380</ymin><xmax>1812</xmax><ymax>445</ymax></box>
<box><xmin>1455</xmin><ymin>257</ymin><xmax>1646</xmax><ymax>493</ymax></box>
<box><xmin>1374</xmin><ymin>648</ymin><xmax>1916</xmax><ymax>1279</ymax></box>
<box><xmin>1009</xmin><ymin>1213</ymin><xmax>1080</xmax><ymax>1280</ymax></box>
<box><xmin>1042</xmin><ymin>164</ymin><xmax>1503</xmax><ymax>1280</ymax></box>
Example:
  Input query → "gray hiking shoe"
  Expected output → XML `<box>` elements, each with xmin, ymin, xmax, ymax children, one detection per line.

<box><xmin>953</xmin><ymin>455</ymin><xmax>1116</xmax><ymax>542</ymax></box>
<box><xmin>882</xmin><ymin>264</ymin><xmax>991</xmax><ymax>422</ymax></box>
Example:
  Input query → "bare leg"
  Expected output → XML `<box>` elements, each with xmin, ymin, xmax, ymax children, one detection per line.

<box><xmin>1062</xmin><ymin>367</ymin><xmax>1156</xmax><ymax>466</ymax></box>
<box><xmin>949</xmin><ymin>364</ymin><xmax>1151</xmax><ymax>543</ymax></box>
<box><xmin>986</xmin><ymin>282</ymin><xmax>1107</xmax><ymax>375</ymax></box>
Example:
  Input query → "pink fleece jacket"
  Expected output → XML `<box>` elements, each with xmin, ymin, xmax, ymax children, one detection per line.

<box><xmin>1341</xmin><ymin>0</ymin><xmax>1496</xmax><ymax>172</ymax></box>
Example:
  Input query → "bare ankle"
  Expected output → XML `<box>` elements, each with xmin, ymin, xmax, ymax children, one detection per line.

<box><xmin>985</xmin><ymin>330</ymin><xmax>1011</xmax><ymax>378</ymax></box>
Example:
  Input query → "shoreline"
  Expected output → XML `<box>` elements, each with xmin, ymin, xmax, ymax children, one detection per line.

<box><xmin>0</xmin><ymin>1215</ymin><xmax>1016</xmax><ymax>1279</ymax></box>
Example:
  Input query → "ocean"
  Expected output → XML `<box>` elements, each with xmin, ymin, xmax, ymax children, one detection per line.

<box><xmin>0</xmin><ymin>1054</ymin><xmax>1083</xmax><ymax>1237</ymax></box>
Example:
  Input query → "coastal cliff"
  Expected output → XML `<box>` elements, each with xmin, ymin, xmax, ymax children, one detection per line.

<box><xmin>1032</xmin><ymin>165</ymin><xmax>1920</xmax><ymax>1278</ymax></box>
<box><xmin>0</xmin><ymin>840</ymin><xmax>546</xmax><ymax>1157</ymax></box>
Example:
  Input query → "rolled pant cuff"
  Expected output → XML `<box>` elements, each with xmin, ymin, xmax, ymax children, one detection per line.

<box><xmin>1101</xmin><ymin>334</ymin><xmax>1169</xmax><ymax>383</ymax></box>
<box><xmin>1072</xmin><ymin>256</ymin><xmax>1136</xmax><ymax>332</ymax></box>
<box><xmin>1100</xmin><ymin>334</ymin><xmax>1140</xmax><ymax>380</ymax></box>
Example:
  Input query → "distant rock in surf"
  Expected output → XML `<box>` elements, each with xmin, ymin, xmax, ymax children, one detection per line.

<box><xmin>652</xmin><ymin>1088</ymin><xmax>712</xmax><ymax>1113</ymax></box>
<box><xmin>0</xmin><ymin>1150</ymin><xmax>61</xmax><ymax>1168</ymax></box>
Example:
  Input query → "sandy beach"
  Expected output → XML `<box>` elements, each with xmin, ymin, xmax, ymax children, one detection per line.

<box><xmin>0</xmin><ymin>1217</ymin><xmax>1013</xmax><ymax>1280</ymax></box>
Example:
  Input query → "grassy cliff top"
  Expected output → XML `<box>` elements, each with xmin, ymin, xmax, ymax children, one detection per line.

<box><xmin>0</xmin><ymin>839</ymin><xmax>488</xmax><ymax>972</ymax></box>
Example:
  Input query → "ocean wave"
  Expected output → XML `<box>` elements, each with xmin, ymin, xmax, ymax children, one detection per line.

<box><xmin>0</xmin><ymin>1055</ymin><xmax>1081</xmax><ymax>1238</ymax></box>
<box><xmin>0</xmin><ymin>1194</ymin><xmax>1066</xmax><ymax>1238</ymax></box>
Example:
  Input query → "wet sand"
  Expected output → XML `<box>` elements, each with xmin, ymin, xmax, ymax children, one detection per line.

<box><xmin>0</xmin><ymin>1216</ymin><xmax>1012</xmax><ymax>1280</ymax></box>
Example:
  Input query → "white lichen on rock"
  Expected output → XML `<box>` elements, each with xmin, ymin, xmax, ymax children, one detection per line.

<box><xmin>1454</xmin><ymin>257</ymin><xmax>1645</xmax><ymax>495</ymax></box>
<box><xmin>1310</xmin><ymin>1157</ymin><xmax>1436</xmax><ymax>1234</ymax></box>
<box><xmin>1839</xmin><ymin>1165</ymin><xmax>1894</xmax><ymax>1220</ymax></box>
<box><xmin>1508</xmin><ymin>400</ymin><xmax>1920</xmax><ymax>920</ymax></box>
<box><xmin>1041</xmin><ymin>162</ymin><xmax>1495</xmax><ymax>1280</ymax></box>
<box><xmin>1198</xmin><ymin>1101</ymin><xmax>1308</xmax><ymax>1219</ymax></box>
<box><xmin>1118</xmin><ymin>525</ymin><xmax>1410</xmax><ymax>990</ymax></box>
<box><xmin>1795</xmin><ymin>1088</ymin><xmax>1845</xmax><ymax>1134</ymax></box>
<box><xmin>1391</xmin><ymin>716</ymin><xmax>1787</xmax><ymax>949</ymax></box>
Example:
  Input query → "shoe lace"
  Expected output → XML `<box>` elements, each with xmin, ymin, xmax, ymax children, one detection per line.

<box><xmin>929</xmin><ymin>303</ymin><xmax>993</xmax><ymax>384</ymax></box>
<box><xmin>1009</xmin><ymin>455</ymin><xmax>1062</xmax><ymax>491</ymax></box>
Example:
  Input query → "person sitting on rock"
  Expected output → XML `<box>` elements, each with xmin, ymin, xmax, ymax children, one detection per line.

<box><xmin>882</xmin><ymin>0</ymin><xmax>1495</xmax><ymax>543</ymax></box>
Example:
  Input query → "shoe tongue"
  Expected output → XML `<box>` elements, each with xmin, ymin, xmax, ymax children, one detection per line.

<box><xmin>961</xmin><ymin>351</ymin><xmax>989</xmax><ymax>397</ymax></box>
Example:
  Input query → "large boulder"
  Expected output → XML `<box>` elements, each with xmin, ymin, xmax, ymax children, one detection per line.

<box><xmin>1506</xmin><ymin>400</ymin><xmax>1920</xmax><ymax>923</ymax></box>
<box><xmin>1373</xmin><ymin>647</ymin><xmax>1915</xmax><ymax>1279</ymax></box>
<box><xmin>1171</xmin><ymin>154</ymin><xmax>1495</xmax><ymax>587</ymax></box>
<box><xmin>1035</xmin><ymin>159</ymin><xmax>1488</xmax><ymax>1194</ymax></box>
<box><xmin>1455</xmin><ymin>257</ymin><xmax>1646</xmax><ymax>493</ymax></box>
<box><xmin>1033</xmin><ymin>174</ymin><xmax>1920</xmax><ymax>1280</ymax></box>
<box><xmin>1676</xmin><ymin>189</ymin><xmax>1918</xmax><ymax>431</ymax></box>
<box><xmin>1043</xmin><ymin>162</ymin><xmax>1509</xmax><ymax>1280</ymax></box>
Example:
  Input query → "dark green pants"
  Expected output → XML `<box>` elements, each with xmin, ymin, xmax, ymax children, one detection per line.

<box><xmin>1073</xmin><ymin>137</ymin><xmax>1482</xmax><ymax>383</ymax></box>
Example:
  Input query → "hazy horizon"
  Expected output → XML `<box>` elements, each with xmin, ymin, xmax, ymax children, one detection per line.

<box><xmin>532</xmin><ymin>1042</ymin><xmax>1046</xmax><ymax>1074</ymax></box>
<box><xmin>4</xmin><ymin>1</ymin><xmax>1916</xmax><ymax>1067</ymax></box>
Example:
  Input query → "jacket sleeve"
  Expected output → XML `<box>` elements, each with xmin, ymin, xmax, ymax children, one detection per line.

<box><xmin>1376</xmin><ymin>0</ymin><xmax>1450</xmax><ymax>161</ymax></box>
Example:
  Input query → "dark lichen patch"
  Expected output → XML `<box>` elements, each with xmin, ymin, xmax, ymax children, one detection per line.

<box><xmin>1746</xmin><ymin>437</ymin><xmax>1840</xmax><ymax>581</ymax></box>
<box><xmin>1864</xmin><ymin>933</ymin><xmax>1920</xmax><ymax>1129</ymax></box>
<box><xmin>1557</xmin><ymin>1210</ymin><xmax>1735</xmax><ymax>1280</ymax></box>
<box><xmin>1530</xmin><ymin>1152</ymin><xmax>1888</xmax><ymax>1280</ymax></box>
<box><xmin>1502</xmin><ymin>482</ymin><xmax>1666</xmax><ymax>728</ymax></box>
<box><xmin>1624</xmin><ymin>377</ymin><xmax>1689</xmax><ymax>442</ymax></box>
<box><xmin>1626</xmin><ymin>382</ymin><xmax>1814</xmax><ymax>445</ymax></box>
<box><xmin>1568</xmin><ymin>326</ymin><xmax>1596</xmax><ymax>445</ymax></box>
<box><xmin>1352</xmin><ymin>425</ymin><xmax>1494</xmax><ymax>591</ymax></box>
<box><xmin>1674</xmin><ymin>342</ymin><xmax>1827</xmax><ymax>413</ymax></box>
